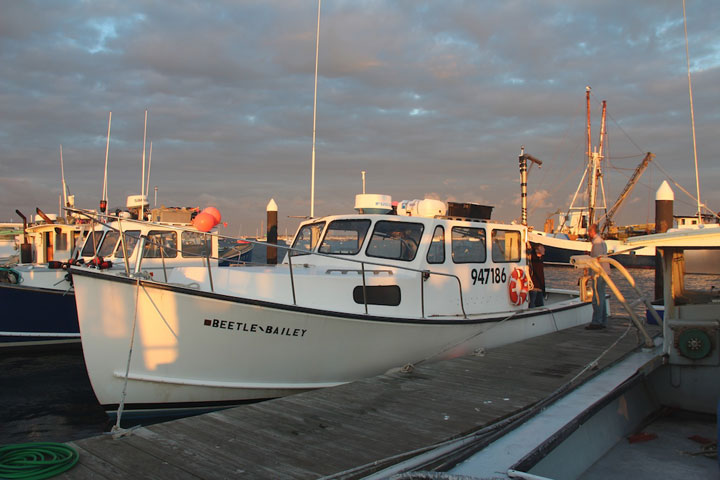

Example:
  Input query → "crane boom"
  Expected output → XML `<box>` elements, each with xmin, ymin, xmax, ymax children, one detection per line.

<box><xmin>601</xmin><ymin>152</ymin><xmax>654</xmax><ymax>234</ymax></box>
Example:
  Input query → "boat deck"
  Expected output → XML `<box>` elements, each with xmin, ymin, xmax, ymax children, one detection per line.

<box><xmin>59</xmin><ymin>320</ymin><xmax>658</xmax><ymax>479</ymax></box>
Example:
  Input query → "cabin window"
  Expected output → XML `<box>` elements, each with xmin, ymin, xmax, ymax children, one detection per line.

<box><xmin>97</xmin><ymin>231</ymin><xmax>120</xmax><ymax>257</ymax></box>
<box><xmin>353</xmin><ymin>285</ymin><xmax>401</xmax><ymax>306</ymax></box>
<box><xmin>451</xmin><ymin>227</ymin><xmax>486</xmax><ymax>263</ymax></box>
<box><xmin>72</xmin><ymin>231</ymin><xmax>87</xmax><ymax>252</ymax></box>
<box><xmin>366</xmin><ymin>221</ymin><xmax>424</xmax><ymax>261</ymax></box>
<box><xmin>114</xmin><ymin>230</ymin><xmax>141</xmax><ymax>258</ymax></box>
<box><xmin>290</xmin><ymin>221</ymin><xmax>326</xmax><ymax>256</ymax></box>
<box><xmin>182</xmin><ymin>231</ymin><xmax>211</xmax><ymax>258</ymax></box>
<box><xmin>80</xmin><ymin>231</ymin><xmax>106</xmax><ymax>257</ymax></box>
<box><xmin>491</xmin><ymin>229</ymin><xmax>522</xmax><ymax>262</ymax></box>
<box><xmin>143</xmin><ymin>231</ymin><xmax>178</xmax><ymax>258</ymax></box>
<box><xmin>55</xmin><ymin>231</ymin><xmax>68</xmax><ymax>251</ymax></box>
<box><xmin>426</xmin><ymin>226</ymin><xmax>445</xmax><ymax>264</ymax></box>
<box><xmin>319</xmin><ymin>219</ymin><xmax>371</xmax><ymax>255</ymax></box>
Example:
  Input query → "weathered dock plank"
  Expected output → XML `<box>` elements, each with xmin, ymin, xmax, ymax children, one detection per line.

<box><xmin>60</xmin><ymin>320</ymin><xmax>655</xmax><ymax>479</ymax></box>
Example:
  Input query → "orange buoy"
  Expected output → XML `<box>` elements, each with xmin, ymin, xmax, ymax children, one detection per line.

<box><xmin>203</xmin><ymin>206</ymin><xmax>222</xmax><ymax>224</ymax></box>
<box><xmin>193</xmin><ymin>212</ymin><xmax>216</xmax><ymax>232</ymax></box>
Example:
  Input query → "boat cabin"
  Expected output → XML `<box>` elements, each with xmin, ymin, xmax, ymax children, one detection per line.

<box><xmin>282</xmin><ymin>196</ymin><xmax>530</xmax><ymax>317</ymax></box>
<box><xmin>22</xmin><ymin>217</ymin><xmax>90</xmax><ymax>264</ymax></box>
<box><xmin>77</xmin><ymin>212</ymin><xmax>220</xmax><ymax>272</ymax></box>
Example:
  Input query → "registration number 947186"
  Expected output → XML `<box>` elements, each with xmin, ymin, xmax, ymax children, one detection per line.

<box><xmin>471</xmin><ymin>267</ymin><xmax>506</xmax><ymax>285</ymax></box>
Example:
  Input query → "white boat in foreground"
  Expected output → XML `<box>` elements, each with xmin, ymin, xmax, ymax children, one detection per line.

<box><xmin>72</xmin><ymin>195</ymin><xmax>595</xmax><ymax>417</ymax></box>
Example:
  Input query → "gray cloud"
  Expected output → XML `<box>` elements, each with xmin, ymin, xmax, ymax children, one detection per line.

<box><xmin>1</xmin><ymin>0</ymin><xmax>718</xmax><ymax>236</ymax></box>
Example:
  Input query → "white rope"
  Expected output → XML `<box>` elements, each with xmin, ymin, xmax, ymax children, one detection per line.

<box><xmin>568</xmin><ymin>322</ymin><xmax>634</xmax><ymax>385</ymax></box>
<box><xmin>111</xmin><ymin>278</ymin><xmax>141</xmax><ymax>436</ymax></box>
<box><xmin>401</xmin><ymin>312</ymin><xmax>520</xmax><ymax>371</ymax></box>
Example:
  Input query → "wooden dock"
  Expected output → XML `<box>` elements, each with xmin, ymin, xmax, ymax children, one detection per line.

<box><xmin>59</xmin><ymin>320</ymin><xmax>657</xmax><ymax>479</ymax></box>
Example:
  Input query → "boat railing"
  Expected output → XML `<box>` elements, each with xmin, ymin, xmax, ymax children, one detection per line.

<box><xmin>66</xmin><ymin>209</ymin><xmax>468</xmax><ymax>319</ymax></box>
<box><xmin>283</xmin><ymin>248</ymin><xmax>467</xmax><ymax>319</ymax></box>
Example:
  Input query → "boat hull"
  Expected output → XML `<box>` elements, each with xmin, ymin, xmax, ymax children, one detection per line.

<box><xmin>529</xmin><ymin>232</ymin><xmax>656</xmax><ymax>268</ymax></box>
<box><xmin>73</xmin><ymin>269</ymin><xmax>593</xmax><ymax>416</ymax></box>
<box><xmin>0</xmin><ymin>283</ymin><xmax>79</xmax><ymax>347</ymax></box>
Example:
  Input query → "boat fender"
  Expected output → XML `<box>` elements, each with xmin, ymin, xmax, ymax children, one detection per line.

<box><xmin>508</xmin><ymin>268</ymin><xmax>529</xmax><ymax>306</ymax></box>
<box><xmin>48</xmin><ymin>260</ymin><xmax>63</xmax><ymax>269</ymax></box>
<box><xmin>89</xmin><ymin>257</ymin><xmax>113</xmax><ymax>270</ymax></box>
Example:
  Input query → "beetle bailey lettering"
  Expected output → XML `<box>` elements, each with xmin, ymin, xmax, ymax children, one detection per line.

<box><xmin>203</xmin><ymin>318</ymin><xmax>307</xmax><ymax>337</ymax></box>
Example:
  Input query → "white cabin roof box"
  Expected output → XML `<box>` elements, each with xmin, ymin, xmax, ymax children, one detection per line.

<box><xmin>354</xmin><ymin>194</ymin><xmax>393</xmax><ymax>214</ymax></box>
<box><xmin>126</xmin><ymin>195</ymin><xmax>149</xmax><ymax>209</ymax></box>
<box><xmin>397</xmin><ymin>199</ymin><xmax>447</xmax><ymax>218</ymax></box>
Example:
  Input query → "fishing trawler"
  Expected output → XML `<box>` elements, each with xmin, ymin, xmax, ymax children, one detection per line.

<box><xmin>71</xmin><ymin>194</ymin><xmax>596</xmax><ymax>418</ymax></box>
<box><xmin>528</xmin><ymin>87</ymin><xmax>657</xmax><ymax>268</ymax></box>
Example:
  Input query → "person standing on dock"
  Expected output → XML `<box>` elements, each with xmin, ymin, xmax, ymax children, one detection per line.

<box><xmin>586</xmin><ymin>223</ymin><xmax>609</xmax><ymax>330</ymax></box>
<box><xmin>528</xmin><ymin>243</ymin><xmax>545</xmax><ymax>308</ymax></box>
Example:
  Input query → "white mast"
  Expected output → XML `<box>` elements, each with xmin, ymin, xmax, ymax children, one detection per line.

<box><xmin>140</xmin><ymin>109</ymin><xmax>148</xmax><ymax>219</ymax></box>
<box><xmin>59</xmin><ymin>144</ymin><xmax>67</xmax><ymax>209</ymax></box>
<box><xmin>145</xmin><ymin>141</ymin><xmax>153</xmax><ymax>200</ymax></box>
<box><xmin>101</xmin><ymin>111</ymin><xmax>112</xmax><ymax>212</ymax></box>
<box><xmin>310</xmin><ymin>0</ymin><xmax>321</xmax><ymax>218</ymax></box>
<box><xmin>682</xmin><ymin>0</ymin><xmax>702</xmax><ymax>223</ymax></box>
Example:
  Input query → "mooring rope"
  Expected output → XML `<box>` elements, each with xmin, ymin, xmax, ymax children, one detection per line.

<box><xmin>401</xmin><ymin>312</ymin><xmax>520</xmax><ymax>372</ymax></box>
<box><xmin>111</xmin><ymin>278</ymin><xmax>142</xmax><ymax>436</ymax></box>
<box><xmin>0</xmin><ymin>443</ymin><xmax>79</xmax><ymax>479</ymax></box>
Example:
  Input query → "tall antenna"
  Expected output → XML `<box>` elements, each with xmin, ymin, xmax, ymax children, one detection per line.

<box><xmin>682</xmin><ymin>0</ymin><xmax>702</xmax><ymax>223</ymax></box>
<box><xmin>310</xmin><ymin>0</ymin><xmax>321</xmax><ymax>218</ymax></box>
<box><xmin>101</xmin><ymin>111</ymin><xmax>112</xmax><ymax>213</ymax></box>
<box><xmin>59</xmin><ymin>144</ymin><xmax>67</xmax><ymax>209</ymax></box>
<box><xmin>145</xmin><ymin>141</ymin><xmax>153</xmax><ymax>199</ymax></box>
<box><xmin>140</xmin><ymin>109</ymin><xmax>148</xmax><ymax>219</ymax></box>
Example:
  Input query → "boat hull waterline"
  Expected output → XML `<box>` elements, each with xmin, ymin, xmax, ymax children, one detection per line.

<box><xmin>73</xmin><ymin>269</ymin><xmax>593</xmax><ymax>415</ymax></box>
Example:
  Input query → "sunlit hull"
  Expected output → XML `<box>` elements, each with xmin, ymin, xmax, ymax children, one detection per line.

<box><xmin>73</xmin><ymin>268</ymin><xmax>592</xmax><ymax>416</ymax></box>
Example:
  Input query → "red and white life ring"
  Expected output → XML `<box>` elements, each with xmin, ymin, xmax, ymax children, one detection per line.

<box><xmin>508</xmin><ymin>267</ymin><xmax>529</xmax><ymax>306</ymax></box>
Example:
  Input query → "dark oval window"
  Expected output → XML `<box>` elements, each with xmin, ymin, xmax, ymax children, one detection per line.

<box><xmin>352</xmin><ymin>285</ymin><xmax>401</xmax><ymax>306</ymax></box>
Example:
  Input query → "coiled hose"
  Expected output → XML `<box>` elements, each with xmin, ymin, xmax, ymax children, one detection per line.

<box><xmin>0</xmin><ymin>442</ymin><xmax>79</xmax><ymax>479</ymax></box>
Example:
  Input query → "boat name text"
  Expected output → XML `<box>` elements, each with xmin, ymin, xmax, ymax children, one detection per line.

<box><xmin>471</xmin><ymin>267</ymin><xmax>507</xmax><ymax>285</ymax></box>
<box><xmin>203</xmin><ymin>319</ymin><xmax>308</xmax><ymax>337</ymax></box>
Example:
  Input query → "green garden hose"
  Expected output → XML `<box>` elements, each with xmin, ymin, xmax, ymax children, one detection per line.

<box><xmin>0</xmin><ymin>443</ymin><xmax>79</xmax><ymax>480</ymax></box>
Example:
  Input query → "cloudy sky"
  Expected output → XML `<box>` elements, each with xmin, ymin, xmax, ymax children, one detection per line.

<box><xmin>1</xmin><ymin>0</ymin><xmax>718</xmax><ymax>237</ymax></box>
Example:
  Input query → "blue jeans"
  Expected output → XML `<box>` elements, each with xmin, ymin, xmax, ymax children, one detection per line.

<box><xmin>529</xmin><ymin>290</ymin><xmax>544</xmax><ymax>308</ymax></box>
<box><xmin>591</xmin><ymin>275</ymin><xmax>607</xmax><ymax>325</ymax></box>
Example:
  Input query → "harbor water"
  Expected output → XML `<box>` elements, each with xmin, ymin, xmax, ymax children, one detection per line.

<box><xmin>1</xmin><ymin>266</ymin><xmax>718</xmax><ymax>446</ymax></box>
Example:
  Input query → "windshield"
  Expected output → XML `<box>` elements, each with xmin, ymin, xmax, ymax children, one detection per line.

<box><xmin>318</xmin><ymin>219</ymin><xmax>371</xmax><ymax>255</ymax></box>
<box><xmin>366</xmin><ymin>221</ymin><xmax>424</xmax><ymax>261</ymax></box>
<box><xmin>80</xmin><ymin>231</ymin><xmax>106</xmax><ymax>257</ymax></box>
<box><xmin>114</xmin><ymin>230</ymin><xmax>141</xmax><ymax>258</ymax></box>
<box><xmin>290</xmin><ymin>221</ymin><xmax>326</xmax><ymax>256</ymax></box>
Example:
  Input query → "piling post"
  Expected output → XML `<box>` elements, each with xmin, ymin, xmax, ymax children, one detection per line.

<box><xmin>654</xmin><ymin>181</ymin><xmax>674</xmax><ymax>300</ymax></box>
<box><xmin>267</xmin><ymin>199</ymin><xmax>278</xmax><ymax>265</ymax></box>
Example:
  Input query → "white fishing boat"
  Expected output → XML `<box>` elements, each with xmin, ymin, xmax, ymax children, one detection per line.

<box><xmin>0</xmin><ymin>196</ymin><xmax>226</xmax><ymax>348</ymax></box>
<box><xmin>71</xmin><ymin>195</ymin><xmax>595</xmax><ymax>418</ymax></box>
